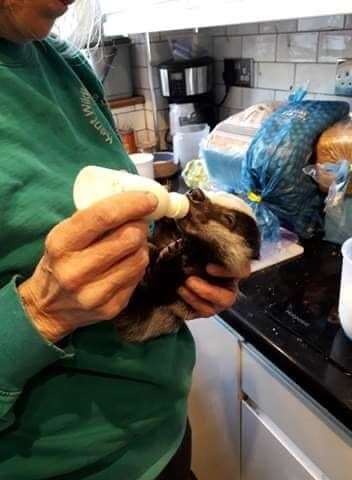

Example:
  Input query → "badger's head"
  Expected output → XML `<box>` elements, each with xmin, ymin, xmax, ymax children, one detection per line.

<box><xmin>176</xmin><ymin>189</ymin><xmax>261</xmax><ymax>277</ymax></box>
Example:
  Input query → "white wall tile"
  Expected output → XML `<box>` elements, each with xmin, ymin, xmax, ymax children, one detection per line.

<box><xmin>215</xmin><ymin>84</ymin><xmax>226</xmax><ymax>105</ymax></box>
<box><xmin>226</xmin><ymin>87</ymin><xmax>243</xmax><ymax>109</ymax></box>
<box><xmin>159</xmin><ymin>29</ymin><xmax>194</xmax><ymax>40</ymax></box>
<box><xmin>319</xmin><ymin>30</ymin><xmax>352</xmax><ymax>62</ymax></box>
<box><xmin>256</xmin><ymin>63</ymin><xmax>295</xmax><ymax>90</ymax></box>
<box><xmin>214</xmin><ymin>85</ymin><xmax>242</xmax><ymax>109</ymax></box>
<box><xmin>243</xmin><ymin>35</ymin><xmax>276</xmax><ymax>62</ymax></box>
<box><xmin>227</xmin><ymin>23</ymin><xmax>259</xmax><ymax>35</ymax></box>
<box><xmin>137</xmin><ymin>88</ymin><xmax>168</xmax><ymax>111</ymax></box>
<box><xmin>314</xmin><ymin>93</ymin><xmax>352</xmax><ymax>108</ymax></box>
<box><xmin>215</xmin><ymin>61</ymin><xmax>224</xmax><ymax>84</ymax></box>
<box><xmin>219</xmin><ymin>107</ymin><xmax>232</xmax><ymax>121</ymax></box>
<box><xmin>298</xmin><ymin>15</ymin><xmax>345</xmax><ymax>32</ymax></box>
<box><xmin>112</xmin><ymin>114</ymin><xmax>119</xmax><ymax>129</ymax></box>
<box><xmin>135</xmin><ymin>129</ymin><xmax>150</xmax><ymax>146</ymax></box>
<box><xmin>201</xmin><ymin>26</ymin><xmax>226</xmax><ymax>36</ymax></box>
<box><xmin>131</xmin><ymin>44</ymin><xmax>147</xmax><ymax>67</ymax></box>
<box><xmin>117</xmin><ymin>110</ymin><xmax>147</xmax><ymax>131</ymax></box>
<box><xmin>214</xmin><ymin>36</ymin><xmax>242</xmax><ymax>60</ymax></box>
<box><xmin>111</xmin><ymin>105</ymin><xmax>135</xmax><ymax>115</ymax></box>
<box><xmin>133</xmin><ymin>67</ymin><xmax>149</xmax><ymax>89</ymax></box>
<box><xmin>259</xmin><ymin>20</ymin><xmax>297</xmax><ymax>34</ymax></box>
<box><xmin>345</xmin><ymin>15</ymin><xmax>352</xmax><ymax>29</ymax></box>
<box><xmin>145</xmin><ymin>110</ymin><xmax>155</xmax><ymax>131</ymax></box>
<box><xmin>157</xmin><ymin>109</ymin><xmax>169</xmax><ymax>130</ymax></box>
<box><xmin>129</xmin><ymin>33</ymin><xmax>145</xmax><ymax>45</ymax></box>
<box><xmin>150</xmin><ymin>41</ymin><xmax>172</xmax><ymax>65</ymax></box>
<box><xmin>295</xmin><ymin>63</ymin><xmax>337</xmax><ymax>94</ymax></box>
<box><xmin>277</xmin><ymin>33</ymin><xmax>318</xmax><ymax>62</ymax></box>
<box><xmin>274</xmin><ymin>90</ymin><xmax>291</xmax><ymax>102</ymax></box>
<box><xmin>152</xmin><ymin>67</ymin><xmax>161</xmax><ymax>89</ymax></box>
<box><xmin>242</xmin><ymin>88</ymin><xmax>275</xmax><ymax>108</ymax></box>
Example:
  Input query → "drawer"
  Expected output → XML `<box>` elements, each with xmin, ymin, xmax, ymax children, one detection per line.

<box><xmin>242</xmin><ymin>401</ymin><xmax>315</xmax><ymax>480</ymax></box>
<box><xmin>242</xmin><ymin>344</ymin><xmax>352</xmax><ymax>480</ymax></box>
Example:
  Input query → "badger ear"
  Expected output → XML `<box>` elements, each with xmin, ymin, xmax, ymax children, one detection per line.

<box><xmin>236</xmin><ymin>212</ymin><xmax>261</xmax><ymax>260</ymax></box>
<box><xmin>247</xmin><ymin>217</ymin><xmax>261</xmax><ymax>260</ymax></box>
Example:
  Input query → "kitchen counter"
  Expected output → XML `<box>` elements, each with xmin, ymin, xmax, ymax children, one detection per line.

<box><xmin>220</xmin><ymin>240</ymin><xmax>352</xmax><ymax>431</ymax></box>
<box><xmin>169</xmin><ymin>174</ymin><xmax>352</xmax><ymax>430</ymax></box>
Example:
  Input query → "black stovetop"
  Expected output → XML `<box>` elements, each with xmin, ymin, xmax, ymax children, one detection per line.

<box><xmin>220</xmin><ymin>240</ymin><xmax>352</xmax><ymax>429</ymax></box>
<box><xmin>240</xmin><ymin>241</ymin><xmax>352</xmax><ymax>376</ymax></box>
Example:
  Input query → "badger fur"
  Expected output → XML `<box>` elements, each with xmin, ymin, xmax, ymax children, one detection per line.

<box><xmin>115</xmin><ymin>189</ymin><xmax>260</xmax><ymax>342</ymax></box>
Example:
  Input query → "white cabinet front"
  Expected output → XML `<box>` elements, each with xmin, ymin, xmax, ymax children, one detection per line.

<box><xmin>241</xmin><ymin>401</ymin><xmax>316</xmax><ymax>480</ymax></box>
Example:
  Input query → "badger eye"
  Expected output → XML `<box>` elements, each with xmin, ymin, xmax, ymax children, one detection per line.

<box><xmin>189</xmin><ymin>189</ymin><xmax>206</xmax><ymax>203</ymax></box>
<box><xmin>222</xmin><ymin>213</ymin><xmax>237</xmax><ymax>229</ymax></box>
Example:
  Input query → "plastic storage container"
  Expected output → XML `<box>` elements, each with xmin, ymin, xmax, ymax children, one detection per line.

<box><xmin>173</xmin><ymin>124</ymin><xmax>210</xmax><ymax>169</ymax></box>
<box><xmin>129</xmin><ymin>153</ymin><xmax>154</xmax><ymax>179</ymax></box>
<box><xmin>339</xmin><ymin>237</ymin><xmax>352</xmax><ymax>340</ymax></box>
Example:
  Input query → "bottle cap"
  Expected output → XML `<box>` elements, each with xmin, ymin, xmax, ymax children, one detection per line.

<box><xmin>166</xmin><ymin>193</ymin><xmax>190</xmax><ymax>219</ymax></box>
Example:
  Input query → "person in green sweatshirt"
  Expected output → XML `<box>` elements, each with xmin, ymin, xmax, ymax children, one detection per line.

<box><xmin>0</xmin><ymin>1</ymin><xmax>247</xmax><ymax>479</ymax></box>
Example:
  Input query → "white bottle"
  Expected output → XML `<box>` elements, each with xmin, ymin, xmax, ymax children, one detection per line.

<box><xmin>73</xmin><ymin>166</ymin><xmax>190</xmax><ymax>221</ymax></box>
<box><xmin>339</xmin><ymin>237</ymin><xmax>352</xmax><ymax>340</ymax></box>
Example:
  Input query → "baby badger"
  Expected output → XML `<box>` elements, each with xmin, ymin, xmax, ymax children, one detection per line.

<box><xmin>115</xmin><ymin>189</ymin><xmax>260</xmax><ymax>342</ymax></box>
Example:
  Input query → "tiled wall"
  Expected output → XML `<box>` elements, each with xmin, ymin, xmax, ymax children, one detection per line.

<box><xmin>125</xmin><ymin>14</ymin><xmax>352</xmax><ymax>148</ymax></box>
<box><xmin>111</xmin><ymin>103</ymin><xmax>149</xmax><ymax>148</ymax></box>
<box><xmin>129</xmin><ymin>33</ymin><xmax>173</xmax><ymax>150</ymax></box>
<box><xmin>211</xmin><ymin>14</ymin><xmax>352</xmax><ymax>120</ymax></box>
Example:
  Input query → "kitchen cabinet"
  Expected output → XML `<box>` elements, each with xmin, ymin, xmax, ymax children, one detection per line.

<box><xmin>101</xmin><ymin>0</ymin><xmax>352</xmax><ymax>35</ymax></box>
<box><xmin>242</xmin><ymin>345</ymin><xmax>352</xmax><ymax>480</ymax></box>
<box><xmin>188</xmin><ymin>316</ymin><xmax>242</xmax><ymax>480</ymax></box>
<box><xmin>241</xmin><ymin>401</ymin><xmax>315</xmax><ymax>480</ymax></box>
<box><xmin>188</xmin><ymin>317</ymin><xmax>352</xmax><ymax>480</ymax></box>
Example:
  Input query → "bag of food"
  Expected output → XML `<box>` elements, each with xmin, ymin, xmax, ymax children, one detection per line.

<box><xmin>240</xmin><ymin>97</ymin><xmax>350</xmax><ymax>241</ymax></box>
<box><xmin>201</xmin><ymin>102</ymin><xmax>280</xmax><ymax>192</ymax></box>
<box><xmin>316</xmin><ymin>118</ymin><xmax>352</xmax><ymax>195</ymax></box>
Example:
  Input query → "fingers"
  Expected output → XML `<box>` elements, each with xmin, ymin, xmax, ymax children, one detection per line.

<box><xmin>185</xmin><ymin>276</ymin><xmax>237</xmax><ymax>310</ymax></box>
<box><xmin>74</xmin><ymin>247</ymin><xmax>149</xmax><ymax>310</ymax></box>
<box><xmin>47</xmin><ymin>192</ymin><xmax>157</xmax><ymax>253</ymax></box>
<box><xmin>55</xmin><ymin>222</ymin><xmax>148</xmax><ymax>283</ymax></box>
<box><xmin>94</xmin><ymin>284</ymin><xmax>138</xmax><ymax>321</ymax></box>
<box><xmin>207</xmin><ymin>262</ymin><xmax>251</xmax><ymax>279</ymax></box>
<box><xmin>178</xmin><ymin>286</ymin><xmax>216</xmax><ymax>318</ymax></box>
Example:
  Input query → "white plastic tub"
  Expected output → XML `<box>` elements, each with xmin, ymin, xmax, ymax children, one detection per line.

<box><xmin>129</xmin><ymin>153</ymin><xmax>154</xmax><ymax>179</ymax></box>
<box><xmin>173</xmin><ymin>124</ymin><xmax>210</xmax><ymax>169</ymax></box>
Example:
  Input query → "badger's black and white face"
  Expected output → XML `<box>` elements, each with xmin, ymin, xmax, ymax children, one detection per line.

<box><xmin>177</xmin><ymin>189</ymin><xmax>261</xmax><ymax>276</ymax></box>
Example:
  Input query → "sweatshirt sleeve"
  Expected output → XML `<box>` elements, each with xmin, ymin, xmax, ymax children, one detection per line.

<box><xmin>0</xmin><ymin>277</ymin><xmax>73</xmax><ymax>432</ymax></box>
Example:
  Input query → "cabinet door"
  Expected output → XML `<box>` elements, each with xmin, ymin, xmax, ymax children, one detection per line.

<box><xmin>241</xmin><ymin>401</ymin><xmax>317</xmax><ymax>480</ymax></box>
<box><xmin>188</xmin><ymin>317</ymin><xmax>242</xmax><ymax>480</ymax></box>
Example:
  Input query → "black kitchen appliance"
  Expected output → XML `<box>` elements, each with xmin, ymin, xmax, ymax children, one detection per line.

<box><xmin>158</xmin><ymin>57</ymin><xmax>216</xmax><ymax>146</ymax></box>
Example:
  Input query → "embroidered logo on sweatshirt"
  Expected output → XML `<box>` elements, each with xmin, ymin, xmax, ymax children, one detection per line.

<box><xmin>80</xmin><ymin>87</ymin><xmax>113</xmax><ymax>145</ymax></box>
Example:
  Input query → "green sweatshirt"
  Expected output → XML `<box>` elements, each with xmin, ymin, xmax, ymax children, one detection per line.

<box><xmin>0</xmin><ymin>37</ymin><xmax>195</xmax><ymax>479</ymax></box>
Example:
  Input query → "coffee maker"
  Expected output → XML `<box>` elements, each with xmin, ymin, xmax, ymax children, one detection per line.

<box><xmin>158</xmin><ymin>57</ymin><xmax>215</xmax><ymax>147</ymax></box>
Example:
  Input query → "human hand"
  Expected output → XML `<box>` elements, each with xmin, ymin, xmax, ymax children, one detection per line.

<box><xmin>18</xmin><ymin>192</ymin><xmax>158</xmax><ymax>343</ymax></box>
<box><xmin>178</xmin><ymin>262</ymin><xmax>251</xmax><ymax>319</ymax></box>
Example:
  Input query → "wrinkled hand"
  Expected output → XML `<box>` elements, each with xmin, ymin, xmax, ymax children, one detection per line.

<box><xmin>18</xmin><ymin>192</ymin><xmax>158</xmax><ymax>343</ymax></box>
<box><xmin>178</xmin><ymin>263</ymin><xmax>251</xmax><ymax>319</ymax></box>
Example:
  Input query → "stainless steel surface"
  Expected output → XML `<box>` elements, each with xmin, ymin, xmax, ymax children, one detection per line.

<box><xmin>159</xmin><ymin>64</ymin><xmax>212</xmax><ymax>97</ymax></box>
<box><xmin>160</xmin><ymin>68</ymin><xmax>171</xmax><ymax>97</ymax></box>
<box><xmin>185</xmin><ymin>65</ymin><xmax>211</xmax><ymax>96</ymax></box>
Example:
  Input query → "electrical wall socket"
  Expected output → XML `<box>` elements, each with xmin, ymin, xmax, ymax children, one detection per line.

<box><xmin>223</xmin><ymin>58</ymin><xmax>254</xmax><ymax>88</ymax></box>
<box><xmin>335</xmin><ymin>59</ymin><xmax>352</xmax><ymax>97</ymax></box>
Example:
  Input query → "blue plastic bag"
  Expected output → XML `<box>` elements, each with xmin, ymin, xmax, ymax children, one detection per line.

<box><xmin>240</xmin><ymin>98</ymin><xmax>350</xmax><ymax>241</ymax></box>
<box><xmin>201</xmin><ymin>147</ymin><xmax>244</xmax><ymax>193</ymax></box>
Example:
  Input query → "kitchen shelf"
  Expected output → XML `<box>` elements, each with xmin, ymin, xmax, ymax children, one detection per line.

<box><xmin>108</xmin><ymin>96</ymin><xmax>145</xmax><ymax>110</ymax></box>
